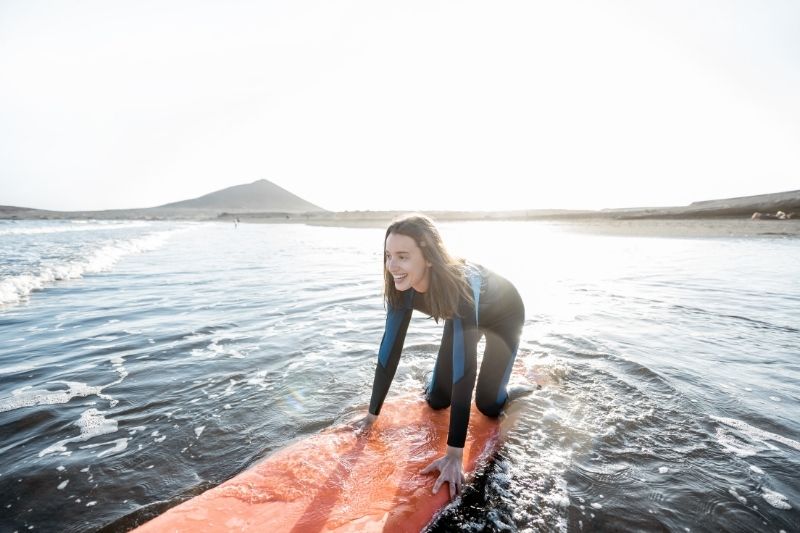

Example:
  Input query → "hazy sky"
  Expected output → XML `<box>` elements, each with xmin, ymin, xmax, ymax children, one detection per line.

<box><xmin>1</xmin><ymin>1</ymin><xmax>798</xmax><ymax>212</ymax></box>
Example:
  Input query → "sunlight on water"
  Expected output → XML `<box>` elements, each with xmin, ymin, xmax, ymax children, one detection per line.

<box><xmin>0</xmin><ymin>219</ymin><xmax>798</xmax><ymax>532</ymax></box>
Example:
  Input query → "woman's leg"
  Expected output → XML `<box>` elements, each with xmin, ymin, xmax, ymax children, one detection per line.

<box><xmin>474</xmin><ymin>322</ymin><xmax>522</xmax><ymax>417</ymax></box>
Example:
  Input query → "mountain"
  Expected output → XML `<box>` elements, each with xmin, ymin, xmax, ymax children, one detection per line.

<box><xmin>687</xmin><ymin>190</ymin><xmax>800</xmax><ymax>214</ymax></box>
<box><xmin>601</xmin><ymin>189</ymin><xmax>800</xmax><ymax>219</ymax></box>
<box><xmin>2</xmin><ymin>186</ymin><xmax>798</xmax><ymax>221</ymax></box>
<box><xmin>157</xmin><ymin>179</ymin><xmax>326</xmax><ymax>213</ymax></box>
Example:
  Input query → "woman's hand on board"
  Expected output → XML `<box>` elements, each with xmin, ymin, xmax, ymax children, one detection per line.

<box><xmin>420</xmin><ymin>445</ymin><xmax>466</xmax><ymax>500</ymax></box>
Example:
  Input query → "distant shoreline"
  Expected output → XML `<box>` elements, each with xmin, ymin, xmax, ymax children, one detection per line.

<box><xmin>1</xmin><ymin>208</ymin><xmax>798</xmax><ymax>224</ymax></box>
<box><xmin>2</xmin><ymin>189</ymin><xmax>798</xmax><ymax>228</ymax></box>
<box><xmin>2</xmin><ymin>209</ymin><xmax>799</xmax><ymax>239</ymax></box>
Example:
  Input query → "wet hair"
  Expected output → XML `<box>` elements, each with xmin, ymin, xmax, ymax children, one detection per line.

<box><xmin>383</xmin><ymin>213</ymin><xmax>472</xmax><ymax>321</ymax></box>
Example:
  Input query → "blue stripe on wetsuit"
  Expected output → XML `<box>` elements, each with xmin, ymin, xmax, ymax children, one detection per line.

<box><xmin>369</xmin><ymin>290</ymin><xmax>415</xmax><ymax>417</ymax></box>
<box><xmin>467</xmin><ymin>264</ymin><xmax>481</xmax><ymax>323</ymax></box>
<box><xmin>452</xmin><ymin>266</ymin><xmax>481</xmax><ymax>384</ymax></box>
<box><xmin>378</xmin><ymin>289</ymin><xmax>414</xmax><ymax>367</ymax></box>
<box><xmin>453</xmin><ymin>265</ymin><xmax>481</xmax><ymax>385</ymax></box>
<box><xmin>378</xmin><ymin>307</ymin><xmax>405</xmax><ymax>368</ymax></box>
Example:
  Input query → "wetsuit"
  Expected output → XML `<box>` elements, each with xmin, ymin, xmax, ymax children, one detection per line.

<box><xmin>368</xmin><ymin>262</ymin><xmax>525</xmax><ymax>448</ymax></box>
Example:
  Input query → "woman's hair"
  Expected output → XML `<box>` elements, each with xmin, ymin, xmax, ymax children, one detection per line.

<box><xmin>383</xmin><ymin>213</ymin><xmax>472</xmax><ymax>321</ymax></box>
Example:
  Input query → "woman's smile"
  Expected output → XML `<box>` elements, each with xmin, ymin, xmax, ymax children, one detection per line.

<box><xmin>385</xmin><ymin>233</ymin><xmax>431</xmax><ymax>293</ymax></box>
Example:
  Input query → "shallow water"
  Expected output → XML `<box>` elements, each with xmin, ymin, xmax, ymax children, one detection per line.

<box><xmin>0</xmin><ymin>219</ymin><xmax>798</xmax><ymax>532</ymax></box>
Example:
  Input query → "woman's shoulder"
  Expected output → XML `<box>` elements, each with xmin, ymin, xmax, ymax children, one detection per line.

<box><xmin>463</xmin><ymin>260</ymin><xmax>491</xmax><ymax>279</ymax></box>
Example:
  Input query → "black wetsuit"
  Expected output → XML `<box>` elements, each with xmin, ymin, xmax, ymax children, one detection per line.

<box><xmin>368</xmin><ymin>262</ymin><xmax>525</xmax><ymax>448</ymax></box>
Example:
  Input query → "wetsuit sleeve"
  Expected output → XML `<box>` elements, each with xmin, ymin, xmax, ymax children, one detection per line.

<box><xmin>447</xmin><ymin>301</ymin><xmax>481</xmax><ymax>448</ymax></box>
<box><xmin>368</xmin><ymin>305</ymin><xmax>413</xmax><ymax>416</ymax></box>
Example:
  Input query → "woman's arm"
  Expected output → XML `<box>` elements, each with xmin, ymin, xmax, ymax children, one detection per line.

<box><xmin>421</xmin><ymin>310</ymin><xmax>480</xmax><ymax>500</ymax></box>
<box><xmin>445</xmin><ymin>315</ymin><xmax>480</xmax><ymax>448</ymax></box>
<box><xmin>368</xmin><ymin>305</ymin><xmax>413</xmax><ymax>416</ymax></box>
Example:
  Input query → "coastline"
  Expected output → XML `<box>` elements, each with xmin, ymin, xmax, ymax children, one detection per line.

<box><xmin>3</xmin><ymin>209</ymin><xmax>799</xmax><ymax>238</ymax></box>
<box><xmin>2</xmin><ymin>188</ymin><xmax>799</xmax><ymax>237</ymax></box>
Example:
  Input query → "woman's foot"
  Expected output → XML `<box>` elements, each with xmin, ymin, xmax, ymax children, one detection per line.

<box><xmin>506</xmin><ymin>384</ymin><xmax>537</xmax><ymax>402</ymax></box>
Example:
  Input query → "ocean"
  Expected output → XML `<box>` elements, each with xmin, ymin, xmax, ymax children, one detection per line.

<box><xmin>1</xmin><ymin>218</ymin><xmax>798</xmax><ymax>532</ymax></box>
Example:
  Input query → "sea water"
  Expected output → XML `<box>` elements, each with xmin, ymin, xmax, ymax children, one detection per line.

<box><xmin>0</xmin><ymin>219</ymin><xmax>798</xmax><ymax>532</ymax></box>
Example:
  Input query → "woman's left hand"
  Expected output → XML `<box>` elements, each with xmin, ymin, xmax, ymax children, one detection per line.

<box><xmin>420</xmin><ymin>445</ymin><xmax>466</xmax><ymax>500</ymax></box>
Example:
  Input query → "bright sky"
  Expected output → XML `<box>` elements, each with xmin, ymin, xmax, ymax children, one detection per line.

<box><xmin>1</xmin><ymin>1</ymin><xmax>798</xmax><ymax>212</ymax></box>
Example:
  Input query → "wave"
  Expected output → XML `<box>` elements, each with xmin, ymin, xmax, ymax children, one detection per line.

<box><xmin>0</xmin><ymin>221</ymin><xmax>151</xmax><ymax>236</ymax></box>
<box><xmin>0</xmin><ymin>228</ymin><xmax>186</xmax><ymax>305</ymax></box>
<box><xmin>711</xmin><ymin>415</ymin><xmax>800</xmax><ymax>454</ymax></box>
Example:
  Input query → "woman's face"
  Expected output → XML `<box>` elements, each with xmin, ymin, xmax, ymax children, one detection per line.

<box><xmin>385</xmin><ymin>232</ymin><xmax>432</xmax><ymax>293</ymax></box>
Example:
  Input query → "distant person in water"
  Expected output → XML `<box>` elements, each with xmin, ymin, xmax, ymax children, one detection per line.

<box><xmin>354</xmin><ymin>213</ymin><xmax>525</xmax><ymax>500</ymax></box>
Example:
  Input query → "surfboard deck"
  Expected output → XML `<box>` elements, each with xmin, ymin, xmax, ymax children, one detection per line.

<box><xmin>132</xmin><ymin>397</ymin><xmax>504</xmax><ymax>532</ymax></box>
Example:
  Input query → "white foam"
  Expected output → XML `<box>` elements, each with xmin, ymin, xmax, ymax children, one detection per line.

<box><xmin>0</xmin><ymin>354</ymin><xmax>129</xmax><ymax>414</ymax></box>
<box><xmin>57</xmin><ymin>480</ymin><xmax>69</xmax><ymax>490</ymax></box>
<box><xmin>729</xmin><ymin>487</ymin><xmax>747</xmax><ymax>504</ymax></box>
<box><xmin>761</xmin><ymin>487</ymin><xmax>791</xmax><ymax>510</ymax></box>
<box><xmin>658</xmin><ymin>467</ymin><xmax>669</xmax><ymax>474</ymax></box>
<box><xmin>590</xmin><ymin>502</ymin><xmax>602</xmax><ymax>509</ymax></box>
<box><xmin>195</xmin><ymin>426</ymin><xmax>206</xmax><ymax>438</ymax></box>
<box><xmin>106</xmin><ymin>356</ymin><xmax>128</xmax><ymax>391</ymax></box>
<box><xmin>81</xmin><ymin>437</ymin><xmax>129</xmax><ymax>458</ymax></box>
<box><xmin>0</xmin><ymin>228</ymin><xmax>186</xmax><ymax>305</ymax></box>
<box><xmin>246</xmin><ymin>370</ymin><xmax>270</xmax><ymax>388</ymax></box>
<box><xmin>712</xmin><ymin>416</ymin><xmax>800</xmax><ymax>453</ymax></box>
<box><xmin>0</xmin><ymin>382</ymin><xmax>104</xmax><ymax>413</ymax></box>
<box><xmin>0</xmin><ymin>221</ymin><xmax>149</xmax><ymax>236</ymax></box>
<box><xmin>749</xmin><ymin>465</ymin><xmax>765</xmax><ymax>475</ymax></box>
<box><xmin>715</xmin><ymin>428</ymin><xmax>762</xmax><ymax>457</ymax></box>
<box><xmin>39</xmin><ymin>408</ymin><xmax>118</xmax><ymax>457</ymax></box>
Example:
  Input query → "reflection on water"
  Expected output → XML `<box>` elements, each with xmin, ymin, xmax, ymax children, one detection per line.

<box><xmin>0</xmin><ymin>219</ymin><xmax>798</xmax><ymax>532</ymax></box>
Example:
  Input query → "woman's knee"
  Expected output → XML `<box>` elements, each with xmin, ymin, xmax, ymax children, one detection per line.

<box><xmin>425</xmin><ymin>392</ymin><xmax>451</xmax><ymax>410</ymax></box>
<box><xmin>475</xmin><ymin>393</ymin><xmax>504</xmax><ymax>418</ymax></box>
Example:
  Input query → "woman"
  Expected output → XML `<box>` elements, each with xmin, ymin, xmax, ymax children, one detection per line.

<box><xmin>356</xmin><ymin>213</ymin><xmax>525</xmax><ymax>500</ymax></box>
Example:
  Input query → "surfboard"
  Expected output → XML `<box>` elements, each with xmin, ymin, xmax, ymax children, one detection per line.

<box><xmin>132</xmin><ymin>397</ymin><xmax>505</xmax><ymax>532</ymax></box>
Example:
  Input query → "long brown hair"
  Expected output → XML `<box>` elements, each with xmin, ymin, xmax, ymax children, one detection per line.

<box><xmin>383</xmin><ymin>213</ymin><xmax>472</xmax><ymax>321</ymax></box>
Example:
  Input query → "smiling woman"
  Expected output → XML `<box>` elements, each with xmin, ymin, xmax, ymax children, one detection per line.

<box><xmin>354</xmin><ymin>213</ymin><xmax>527</xmax><ymax>500</ymax></box>
<box><xmin>385</xmin><ymin>233</ymin><xmax>433</xmax><ymax>293</ymax></box>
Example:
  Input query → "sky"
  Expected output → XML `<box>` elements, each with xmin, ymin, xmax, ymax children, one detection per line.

<box><xmin>1</xmin><ymin>1</ymin><xmax>798</xmax><ymax>212</ymax></box>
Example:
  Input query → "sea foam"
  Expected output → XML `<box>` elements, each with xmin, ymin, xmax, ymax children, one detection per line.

<box><xmin>0</xmin><ymin>382</ymin><xmax>104</xmax><ymax>413</ymax></box>
<box><xmin>39</xmin><ymin>408</ymin><xmax>119</xmax><ymax>457</ymax></box>
<box><xmin>761</xmin><ymin>487</ymin><xmax>791</xmax><ymax>510</ymax></box>
<box><xmin>712</xmin><ymin>416</ymin><xmax>800</xmax><ymax>453</ymax></box>
<box><xmin>0</xmin><ymin>228</ymin><xmax>183</xmax><ymax>305</ymax></box>
<box><xmin>0</xmin><ymin>221</ymin><xmax>149</xmax><ymax>237</ymax></box>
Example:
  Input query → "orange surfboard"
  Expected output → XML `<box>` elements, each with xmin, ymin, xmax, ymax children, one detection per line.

<box><xmin>133</xmin><ymin>397</ymin><xmax>503</xmax><ymax>532</ymax></box>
